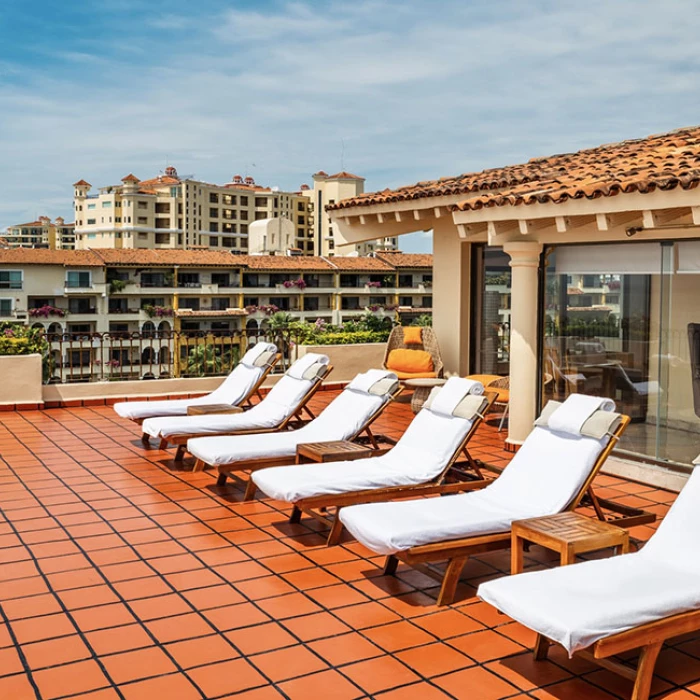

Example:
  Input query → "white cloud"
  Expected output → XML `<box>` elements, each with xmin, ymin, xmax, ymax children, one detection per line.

<box><xmin>1</xmin><ymin>0</ymin><xmax>700</xmax><ymax>256</ymax></box>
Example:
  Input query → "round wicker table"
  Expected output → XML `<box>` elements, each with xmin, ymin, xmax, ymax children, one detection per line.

<box><xmin>404</xmin><ymin>377</ymin><xmax>447</xmax><ymax>413</ymax></box>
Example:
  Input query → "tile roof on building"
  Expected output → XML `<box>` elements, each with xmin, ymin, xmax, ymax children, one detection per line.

<box><xmin>375</xmin><ymin>252</ymin><xmax>433</xmax><ymax>268</ymax></box>
<box><xmin>137</xmin><ymin>175</ymin><xmax>181</xmax><ymax>189</ymax></box>
<box><xmin>11</xmin><ymin>221</ymin><xmax>47</xmax><ymax>228</ymax></box>
<box><xmin>72</xmin><ymin>179</ymin><xmax>91</xmax><ymax>187</ymax></box>
<box><xmin>325</xmin><ymin>256</ymin><xmax>394</xmax><ymax>271</ymax></box>
<box><xmin>121</xmin><ymin>174</ymin><xmax>140</xmax><ymax>183</ymax></box>
<box><xmin>326</xmin><ymin>171</ymin><xmax>364</xmax><ymax>181</ymax></box>
<box><xmin>0</xmin><ymin>249</ymin><xmax>103</xmax><ymax>266</ymax></box>
<box><xmin>234</xmin><ymin>255</ymin><xmax>335</xmax><ymax>271</ymax></box>
<box><xmin>328</xmin><ymin>125</ymin><xmax>700</xmax><ymax>212</ymax></box>
<box><xmin>92</xmin><ymin>249</ymin><xmax>240</xmax><ymax>267</ymax></box>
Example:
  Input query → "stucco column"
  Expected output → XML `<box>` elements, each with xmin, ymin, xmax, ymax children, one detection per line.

<box><xmin>432</xmin><ymin>219</ymin><xmax>471</xmax><ymax>375</ymax></box>
<box><xmin>503</xmin><ymin>240</ymin><xmax>543</xmax><ymax>447</ymax></box>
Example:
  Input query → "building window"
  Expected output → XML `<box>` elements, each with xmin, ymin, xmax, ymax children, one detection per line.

<box><xmin>297</xmin><ymin>202</ymin><xmax>305</xmax><ymax>211</ymax></box>
<box><xmin>211</xmin><ymin>297</ymin><xmax>230</xmax><ymax>310</ymax></box>
<box><xmin>254</xmin><ymin>211</ymin><xmax>266</xmax><ymax>220</ymax></box>
<box><xmin>179</xmin><ymin>298</ymin><xmax>200</xmax><ymax>310</ymax></box>
<box><xmin>137</xmin><ymin>201</ymin><xmax>148</xmax><ymax>210</ymax></box>
<box><xmin>155</xmin><ymin>233</ymin><xmax>170</xmax><ymax>244</ymax></box>
<box><xmin>137</xmin><ymin>217</ymin><xmax>148</xmax><ymax>225</ymax></box>
<box><xmin>209</xmin><ymin>193</ymin><xmax>219</xmax><ymax>203</ymax></box>
<box><xmin>399</xmin><ymin>274</ymin><xmax>413</xmax><ymax>287</ymax></box>
<box><xmin>209</xmin><ymin>236</ymin><xmax>219</xmax><ymax>247</ymax></box>
<box><xmin>0</xmin><ymin>298</ymin><xmax>13</xmax><ymax>316</ymax></box>
<box><xmin>399</xmin><ymin>296</ymin><xmax>413</xmax><ymax>306</ymax></box>
<box><xmin>87</xmin><ymin>203</ymin><xmax>96</xmax><ymax>210</ymax></box>
<box><xmin>240</xmin><ymin>224</ymin><xmax>248</xmax><ymax>234</ymax></box>
<box><xmin>255</xmin><ymin>197</ymin><xmax>267</xmax><ymax>207</ymax></box>
<box><xmin>0</xmin><ymin>270</ymin><xmax>22</xmax><ymax>289</ymax></box>
<box><xmin>87</xmin><ymin>219</ymin><xmax>96</xmax><ymax>225</ymax></box>
<box><xmin>102</xmin><ymin>201</ymin><xmax>111</xmax><ymax>208</ymax></box>
<box><xmin>209</xmin><ymin>222</ymin><xmax>219</xmax><ymax>232</ymax></box>
<box><xmin>209</xmin><ymin>208</ymin><xmax>219</xmax><ymax>218</ymax></box>
<box><xmin>211</xmin><ymin>273</ymin><xmax>230</xmax><ymax>287</ymax></box>
<box><xmin>66</xmin><ymin>271</ymin><xmax>91</xmax><ymax>288</ymax></box>
<box><xmin>341</xmin><ymin>296</ymin><xmax>361</xmax><ymax>310</ymax></box>
<box><xmin>422</xmin><ymin>296</ymin><xmax>432</xmax><ymax>308</ymax></box>
<box><xmin>179</xmin><ymin>273</ymin><xmax>200</xmax><ymax>288</ymax></box>
<box><xmin>240</xmin><ymin>196</ymin><xmax>248</xmax><ymax>206</ymax></box>
<box><xmin>222</xmin><ymin>237</ymin><xmax>235</xmax><ymax>247</ymax></box>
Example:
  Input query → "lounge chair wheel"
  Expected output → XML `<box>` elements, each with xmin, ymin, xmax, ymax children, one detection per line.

<box><xmin>216</xmin><ymin>473</ymin><xmax>228</xmax><ymax>486</ymax></box>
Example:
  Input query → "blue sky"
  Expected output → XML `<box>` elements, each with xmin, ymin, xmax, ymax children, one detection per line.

<box><xmin>1</xmin><ymin>0</ymin><xmax>700</xmax><ymax>253</ymax></box>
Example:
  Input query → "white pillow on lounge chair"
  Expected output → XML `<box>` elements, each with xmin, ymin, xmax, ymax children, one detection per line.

<box><xmin>187</xmin><ymin>369</ymin><xmax>398</xmax><ymax>468</ymax></box>
<box><xmin>141</xmin><ymin>354</ymin><xmax>329</xmax><ymax>439</ymax></box>
<box><xmin>478</xmin><ymin>467</ymin><xmax>700</xmax><ymax>657</ymax></box>
<box><xmin>339</xmin><ymin>394</ymin><xmax>617</xmax><ymax>555</ymax></box>
<box><xmin>253</xmin><ymin>378</ymin><xmax>487</xmax><ymax>502</ymax></box>
<box><xmin>113</xmin><ymin>342</ymin><xmax>277</xmax><ymax>421</ymax></box>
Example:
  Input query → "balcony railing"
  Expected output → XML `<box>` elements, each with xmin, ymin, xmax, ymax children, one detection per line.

<box><xmin>43</xmin><ymin>328</ymin><xmax>300</xmax><ymax>384</ymax></box>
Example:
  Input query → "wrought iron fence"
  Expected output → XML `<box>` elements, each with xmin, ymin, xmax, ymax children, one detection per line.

<box><xmin>43</xmin><ymin>328</ymin><xmax>301</xmax><ymax>384</ymax></box>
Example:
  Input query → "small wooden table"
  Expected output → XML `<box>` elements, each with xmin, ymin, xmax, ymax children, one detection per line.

<box><xmin>296</xmin><ymin>440</ymin><xmax>374</xmax><ymax>464</ymax></box>
<box><xmin>403</xmin><ymin>377</ymin><xmax>446</xmax><ymax>413</ymax></box>
<box><xmin>511</xmin><ymin>512</ymin><xmax>629</xmax><ymax>575</ymax></box>
<box><xmin>187</xmin><ymin>404</ymin><xmax>244</xmax><ymax>416</ymax></box>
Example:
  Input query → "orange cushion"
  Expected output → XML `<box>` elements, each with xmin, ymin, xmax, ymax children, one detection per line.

<box><xmin>394</xmin><ymin>370</ymin><xmax>438</xmax><ymax>380</ymax></box>
<box><xmin>402</xmin><ymin>326</ymin><xmax>423</xmax><ymax>345</ymax></box>
<box><xmin>387</xmin><ymin>349</ymin><xmax>434</xmax><ymax>375</ymax></box>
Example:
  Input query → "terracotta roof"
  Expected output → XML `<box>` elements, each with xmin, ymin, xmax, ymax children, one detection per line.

<box><xmin>121</xmin><ymin>174</ymin><xmax>140</xmax><ymax>183</ymax></box>
<box><xmin>175</xmin><ymin>309</ymin><xmax>247</xmax><ymax>318</ymax></box>
<box><xmin>92</xmin><ymin>249</ymin><xmax>240</xmax><ymax>267</ymax></box>
<box><xmin>137</xmin><ymin>175</ymin><xmax>180</xmax><ymax>189</ymax></box>
<box><xmin>326</xmin><ymin>171</ymin><xmax>364</xmax><ymax>181</ymax></box>
<box><xmin>10</xmin><ymin>221</ymin><xmax>47</xmax><ymax>228</ymax></box>
<box><xmin>329</xmin><ymin>125</ymin><xmax>700</xmax><ymax>212</ymax></box>
<box><xmin>73</xmin><ymin>179</ymin><xmax>91</xmax><ymax>187</ymax></box>
<box><xmin>0</xmin><ymin>249</ymin><xmax>102</xmax><ymax>266</ymax></box>
<box><xmin>325</xmin><ymin>256</ymin><xmax>393</xmax><ymax>271</ymax></box>
<box><xmin>235</xmin><ymin>255</ymin><xmax>335</xmax><ymax>271</ymax></box>
<box><xmin>375</xmin><ymin>252</ymin><xmax>432</xmax><ymax>268</ymax></box>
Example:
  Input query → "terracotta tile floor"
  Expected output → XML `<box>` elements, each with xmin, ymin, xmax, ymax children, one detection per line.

<box><xmin>0</xmin><ymin>392</ymin><xmax>694</xmax><ymax>699</ymax></box>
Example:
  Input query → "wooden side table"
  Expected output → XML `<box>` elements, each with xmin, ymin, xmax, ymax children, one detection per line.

<box><xmin>296</xmin><ymin>440</ymin><xmax>374</xmax><ymax>464</ymax></box>
<box><xmin>511</xmin><ymin>512</ymin><xmax>629</xmax><ymax>575</ymax></box>
<box><xmin>403</xmin><ymin>378</ymin><xmax>446</xmax><ymax>413</ymax></box>
<box><xmin>187</xmin><ymin>404</ymin><xmax>244</xmax><ymax>416</ymax></box>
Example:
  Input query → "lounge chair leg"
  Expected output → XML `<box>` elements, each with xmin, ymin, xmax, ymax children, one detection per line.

<box><xmin>192</xmin><ymin>459</ymin><xmax>205</xmax><ymax>473</ymax></box>
<box><xmin>437</xmin><ymin>556</ymin><xmax>468</xmax><ymax>606</ymax></box>
<box><xmin>216</xmin><ymin>472</ymin><xmax>227</xmax><ymax>486</ymax></box>
<box><xmin>327</xmin><ymin>515</ymin><xmax>344</xmax><ymax>546</ymax></box>
<box><xmin>159</xmin><ymin>438</ymin><xmax>168</xmax><ymax>450</ymax></box>
<box><xmin>174</xmin><ymin>445</ymin><xmax>185</xmax><ymax>462</ymax></box>
<box><xmin>534</xmin><ymin>634</ymin><xmax>550</xmax><ymax>661</ymax></box>
<box><xmin>289</xmin><ymin>506</ymin><xmax>302</xmax><ymax>524</ymax></box>
<box><xmin>383</xmin><ymin>555</ymin><xmax>398</xmax><ymax>576</ymax></box>
<box><xmin>631</xmin><ymin>642</ymin><xmax>663</xmax><ymax>700</ymax></box>
<box><xmin>141</xmin><ymin>433</ymin><xmax>150</xmax><ymax>446</ymax></box>
<box><xmin>243</xmin><ymin>479</ymin><xmax>257</xmax><ymax>501</ymax></box>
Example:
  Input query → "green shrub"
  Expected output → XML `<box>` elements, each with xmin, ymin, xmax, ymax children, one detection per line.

<box><xmin>308</xmin><ymin>330</ymin><xmax>390</xmax><ymax>345</ymax></box>
<box><xmin>0</xmin><ymin>323</ymin><xmax>48</xmax><ymax>356</ymax></box>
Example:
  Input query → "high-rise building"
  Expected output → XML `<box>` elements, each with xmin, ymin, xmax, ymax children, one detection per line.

<box><xmin>300</xmin><ymin>171</ymin><xmax>398</xmax><ymax>256</ymax></box>
<box><xmin>73</xmin><ymin>167</ymin><xmax>313</xmax><ymax>253</ymax></box>
<box><xmin>3</xmin><ymin>216</ymin><xmax>76</xmax><ymax>249</ymax></box>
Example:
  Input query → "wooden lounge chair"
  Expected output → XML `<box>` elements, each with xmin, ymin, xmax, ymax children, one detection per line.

<box><xmin>253</xmin><ymin>380</ymin><xmax>497</xmax><ymax>544</ymax></box>
<box><xmin>478</xmin><ymin>466</ymin><xmax>700</xmax><ymax>700</ymax></box>
<box><xmin>146</xmin><ymin>361</ymin><xmax>333</xmax><ymax>463</ymax></box>
<box><xmin>113</xmin><ymin>342</ymin><xmax>280</xmax><ymax>435</ymax></box>
<box><xmin>186</xmin><ymin>371</ymin><xmax>403</xmax><ymax>494</ymax></box>
<box><xmin>339</xmin><ymin>396</ymin><xmax>654</xmax><ymax>606</ymax></box>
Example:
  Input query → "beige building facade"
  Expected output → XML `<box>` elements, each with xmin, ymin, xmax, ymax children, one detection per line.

<box><xmin>3</xmin><ymin>216</ymin><xmax>76</xmax><ymax>250</ymax></box>
<box><xmin>329</xmin><ymin>125</ymin><xmax>700</xmax><ymax>472</ymax></box>
<box><xmin>73</xmin><ymin>168</ymin><xmax>313</xmax><ymax>254</ymax></box>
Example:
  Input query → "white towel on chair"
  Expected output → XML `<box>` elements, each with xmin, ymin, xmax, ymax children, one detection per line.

<box><xmin>430</xmin><ymin>377</ymin><xmax>483</xmax><ymax>417</ymax></box>
<box><xmin>240</xmin><ymin>342</ymin><xmax>276</xmax><ymax>367</ymax></box>
<box><xmin>347</xmin><ymin>369</ymin><xmax>397</xmax><ymax>394</ymax></box>
<box><xmin>548</xmin><ymin>394</ymin><xmax>615</xmax><ymax>436</ymax></box>
<box><xmin>286</xmin><ymin>353</ymin><xmax>328</xmax><ymax>379</ymax></box>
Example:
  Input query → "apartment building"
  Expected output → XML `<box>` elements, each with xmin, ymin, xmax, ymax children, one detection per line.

<box><xmin>301</xmin><ymin>171</ymin><xmax>398</xmax><ymax>256</ymax></box>
<box><xmin>73</xmin><ymin>167</ymin><xmax>313</xmax><ymax>254</ymax></box>
<box><xmin>3</xmin><ymin>216</ymin><xmax>76</xmax><ymax>250</ymax></box>
<box><xmin>0</xmin><ymin>248</ymin><xmax>432</xmax><ymax>382</ymax></box>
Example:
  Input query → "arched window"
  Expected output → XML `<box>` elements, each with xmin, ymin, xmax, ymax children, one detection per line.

<box><xmin>142</xmin><ymin>321</ymin><xmax>156</xmax><ymax>338</ymax></box>
<box><xmin>141</xmin><ymin>347</ymin><xmax>156</xmax><ymax>365</ymax></box>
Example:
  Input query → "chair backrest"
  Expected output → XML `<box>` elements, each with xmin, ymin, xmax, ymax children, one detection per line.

<box><xmin>297</xmin><ymin>377</ymin><xmax>401</xmax><ymax>443</ymax></box>
<box><xmin>479</xmin><ymin>412</ymin><xmax>629</xmax><ymax>517</ymax></box>
<box><xmin>382</xmin><ymin>326</ymin><xmax>444</xmax><ymax>377</ymax></box>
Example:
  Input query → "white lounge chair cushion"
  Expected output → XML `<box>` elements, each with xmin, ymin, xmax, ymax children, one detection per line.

<box><xmin>478</xmin><ymin>469</ymin><xmax>700</xmax><ymax>656</ymax></box>
<box><xmin>187</xmin><ymin>385</ymin><xmax>387</xmax><ymax>467</ymax></box>
<box><xmin>253</xmin><ymin>407</ymin><xmax>475</xmax><ymax>502</ymax></box>
<box><xmin>141</xmin><ymin>372</ymin><xmax>317</xmax><ymax>439</ymax></box>
<box><xmin>339</xmin><ymin>425</ymin><xmax>608</xmax><ymax>555</ymax></box>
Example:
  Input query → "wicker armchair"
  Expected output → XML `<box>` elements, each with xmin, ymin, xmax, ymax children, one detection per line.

<box><xmin>383</xmin><ymin>326</ymin><xmax>444</xmax><ymax>379</ymax></box>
